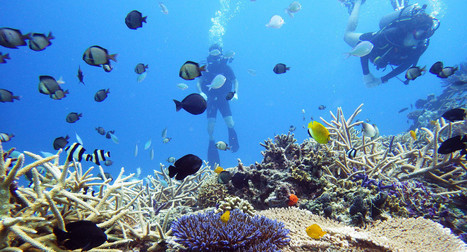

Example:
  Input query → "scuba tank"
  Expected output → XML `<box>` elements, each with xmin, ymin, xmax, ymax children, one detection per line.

<box><xmin>379</xmin><ymin>4</ymin><xmax>425</xmax><ymax>30</ymax></box>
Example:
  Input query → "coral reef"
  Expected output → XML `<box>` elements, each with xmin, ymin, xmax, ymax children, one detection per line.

<box><xmin>214</xmin><ymin>196</ymin><xmax>255</xmax><ymax>216</ymax></box>
<box><xmin>171</xmin><ymin>209</ymin><xmax>291</xmax><ymax>251</ymax></box>
<box><xmin>258</xmin><ymin>207</ymin><xmax>466</xmax><ymax>251</ymax></box>
<box><xmin>0</xmin><ymin>142</ymin><xmax>211</xmax><ymax>251</ymax></box>
<box><xmin>409</xmin><ymin>61</ymin><xmax>467</xmax><ymax>130</ymax></box>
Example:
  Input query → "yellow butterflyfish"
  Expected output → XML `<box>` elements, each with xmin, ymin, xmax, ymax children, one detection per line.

<box><xmin>409</xmin><ymin>130</ymin><xmax>417</xmax><ymax>140</ymax></box>
<box><xmin>220</xmin><ymin>210</ymin><xmax>230</xmax><ymax>223</ymax></box>
<box><xmin>214</xmin><ymin>166</ymin><xmax>224</xmax><ymax>174</ymax></box>
<box><xmin>306</xmin><ymin>224</ymin><xmax>327</xmax><ymax>239</ymax></box>
<box><xmin>307</xmin><ymin>121</ymin><xmax>330</xmax><ymax>144</ymax></box>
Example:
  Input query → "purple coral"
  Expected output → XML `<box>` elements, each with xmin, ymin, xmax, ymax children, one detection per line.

<box><xmin>171</xmin><ymin>209</ymin><xmax>290</xmax><ymax>251</ymax></box>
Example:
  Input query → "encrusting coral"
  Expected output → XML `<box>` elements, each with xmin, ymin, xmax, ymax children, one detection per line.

<box><xmin>258</xmin><ymin>207</ymin><xmax>466</xmax><ymax>251</ymax></box>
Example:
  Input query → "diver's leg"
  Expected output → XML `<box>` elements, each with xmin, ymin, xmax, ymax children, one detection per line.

<box><xmin>207</xmin><ymin>102</ymin><xmax>220</xmax><ymax>166</ymax></box>
<box><xmin>344</xmin><ymin>0</ymin><xmax>364</xmax><ymax>48</ymax></box>
<box><xmin>220</xmin><ymin>101</ymin><xmax>239</xmax><ymax>152</ymax></box>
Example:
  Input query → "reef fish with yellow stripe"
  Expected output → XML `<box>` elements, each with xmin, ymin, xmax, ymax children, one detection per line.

<box><xmin>307</xmin><ymin>121</ymin><xmax>330</xmax><ymax>144</ymax></box>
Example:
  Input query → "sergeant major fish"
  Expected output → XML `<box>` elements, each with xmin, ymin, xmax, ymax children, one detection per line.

<box><xmin>28</xmin><ymin>32</ymin><xmax>54</xmax><ymax>51</ymax></box>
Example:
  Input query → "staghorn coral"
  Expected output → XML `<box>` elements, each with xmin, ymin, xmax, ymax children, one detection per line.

<box><xmin>171</xmin><ymin>209</ymin><xmax>290</xmax><ymax>251</ymax></box>
<box><xmin>214</xmin><ymin>196</ymin><xmax>255</xmax><ymax>216</ymax></box>
<box><xmin>258</xmin><ymin>207</ymin><xmax>466</xmax><ymax>251</ymax></box>
<box><xmin>0</xmin><ymin>142</ymin><xmax>212</xmax><ymax>251</ymax></box>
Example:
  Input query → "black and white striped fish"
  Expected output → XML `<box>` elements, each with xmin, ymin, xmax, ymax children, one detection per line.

<box><xmin>65</xmin><ymin>142</ymin><xmax>110</xmax><ymax>165</ymax></box>
<box><xmin>86</xmin><ymin>149</ymin><xmax>111</xmax><ymax>166</ymax></box>
<box><xmin>65</xmin><ymin>143</ymin><xmax>88</xmax><ymax>162</ymax></box>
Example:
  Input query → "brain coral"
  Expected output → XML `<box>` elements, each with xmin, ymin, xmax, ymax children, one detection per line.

<box><xmin>171</xmin><ymin>209</ymin><xmax>290</xmax><ymax>251</ymax></box>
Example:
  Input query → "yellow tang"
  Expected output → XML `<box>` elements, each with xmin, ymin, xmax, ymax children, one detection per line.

<box><xmin>409</xmin><ymin>130</ymin><xmax>417</xmax><ymax>140</ymax></box>
<box><xmin>214</xmin><ymin>166</ymin><xmax>224</xmax><ymax>174</ymax></box>
<box><xmin>307</xmin><ymin>121</ymin><xmax>330</xmax><ymax>144</ymax></box>
<box><xmin>220</xmin><ymin>210</ymin><xmax>230</xmax><ymax>223</ymax></box>
<box><xmin>306</xmin><ymin>224</ymin><xmax>326</xmax><ymax>239</ymax></box>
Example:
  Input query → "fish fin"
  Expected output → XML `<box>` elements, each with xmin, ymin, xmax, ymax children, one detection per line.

<box><xmin>199</xmin><ymin>65</ymin><xmax>207</xmax><ymax>72</ymax></box>
<box><xmin>109</xmin><ymin>54</ymin><xmax>118</xmax><ymax>62</ymax></box>
<box><xmin>47</xmin><ymin>32</ymin><xmax>55</xmax><ymax>40</ymax></box>
<box><xmin>286</xmin><ymin>67</ymin><xmax>291</xmax><ymax>70</ymax></box>
<box><xmin>3</xmin><ymin>53</ymin><xmax>10</xmax><ymax>59</ymax></box>
<box><xmin>168</xmin><ymin>165</ymin><xmax>177</xmax><ymax>178</ymax></box>
<box><xmin>22</xmin><ymin>33</ymin><xmax>31</xmax><ymax>40</ymax></box>
<box><xmin>53</xmin><ymin>227</ymin><xmax>69</xmax><ymax>242</ymax></box>
<box><xmin>57</xmin><ymin>76</ymin><xmax>65</xmax><ymax>85</ymax></box>
<box><xmin>173</xmin><ymin>99</ymin><xmax>182</xmax><ymax>111</ymax></box>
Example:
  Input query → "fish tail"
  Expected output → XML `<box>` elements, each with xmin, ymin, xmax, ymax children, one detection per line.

<box><xmin>343</xmin><ymin>52</ymin><xmax>351</xmax><ymax>59</ymax></box>
<box><xmin>63</xmin><ymin>89</ymin><xmax>70</xmax><ymax>95</ymax></box>
<box><xmin>3</xmin><ymin>53</ymin><xmax>10</xmax><ymax>59</ymax></box>
<box><xmin>142</xmin><ymin>16</ymin><xmax>147</xmax><ymax>23</ymax></box>
<box><xmin>109</xmin><ymin>54</ymin><xmax>118</xmax><ymax>62</ymax></box>
<box><xmin>173</xmin><ymin>99</ymin><xmax>182</xmax><ymax>111</ymax></box>
<box><xmin>22</xmin><ymin>33</ymin><xmax>31</xmax><ymax>40</ymax></box>
<box><xmin>286</xmin><ymin>67</ymin><xmax>291</xmax><ymax>70</ymax></box>
<box><xmin>47</xmin><ymin>32</ymin><xmax>55</xmax><ymax>40</ymax></box>
<box><xmin>199</xmin><ymin>65</ymin><xmax>207</xmax><ymax>72</ymax></box>
<box><xmin>13</xmin><ymin>95</ymin><xmax>20</xmax><ymax>100</ymax></box>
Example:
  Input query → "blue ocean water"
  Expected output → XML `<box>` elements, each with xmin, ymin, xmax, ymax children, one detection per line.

<box><xmin>1</xmin><ymin>0</ymin><xmax>465</xmax><ymax>182</ymax></box>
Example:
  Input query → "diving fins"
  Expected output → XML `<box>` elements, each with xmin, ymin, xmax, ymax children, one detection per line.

<box><xmin>228</xmin><ymin>128</ymin><xmax>239</xmax><ymax>153</ymax></box>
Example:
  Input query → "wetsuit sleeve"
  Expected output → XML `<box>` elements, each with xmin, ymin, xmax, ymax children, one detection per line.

<box><xmin>361</xmin><ymin>55</ymin><xmax>370</xmax><ymax>75</ymax></box>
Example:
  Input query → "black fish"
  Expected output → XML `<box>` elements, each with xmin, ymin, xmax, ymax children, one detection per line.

<box><xmin>53</xmin><ymin>135</ymin><xmax>69</xmax><ymax>150</ymax></box>
<box><xmin>105</xmin><ymin>130</ymin><xmax>115</xmax><ymax>139</ymax></box>
<box><xmin>438</xmin><ymin>135</ymin><xmax>467</xmax><ymax>154</ymax></box>
<box><xmin>318</xmin><ymin>105</ymin><xmax>326</xmax><ymax>110</ymax></box>
<box><xmin>173</xmin><ymin>93</ymin><xmax>207</xmax><ymax>115</ymax></box>
<box><xmin>231</xmin><ymin>172</ymin><xmax>248</xmax><ymax>189</ymax></box>
<box><xmin>53</xmin><ymin>220</ymin><xmax>107</xmax><ymax>251</ymax></box>
<box><xmin>225</xmin><ymin>91</ymin><xmax>235</xmax><ymax>100</ymax></box>
<box><xmin>429</xmin><ymin>61</ymin><xmax>443</xmax><ymax>75</ymax></box>
<box><xmin>0</xmin><ymin>52</ymin><xmax>10</xmax><ymax>64</ymax></box>
<box><xmin>168</xmin><ymin>154</ymin><xmax>202</xmax><ymax>180</ymax></box>
<box><xmin>94</xmin><ymin>89</ymin><xmax>110</xmax><ymax>102</ymax></box>
<box><xmin>77</xmin><ymin>66</ymin><xmax>85</xmax><ymax>85</ymax></box>
<box><xmin>125</xmin><ymin>10</ymin><xmax>147</xmax><ymax>30</ymax></box>
<box><xmin>289</xmin><ymin>125</ymin><xmax>296</xmax><ymax>132</ymax></box>
<box><xmin>405</xmin><ymin>66</ymin><xmax>425</xmax><ymax>80</ymax></box>
<box><xmin>135</xmin><ymin>63</ymin><xmax>148</xmax><ymax>74</ymax></box>
<box><xmin>66</xmin><ymin>112</ymin><xmax>82</xmax><ymax>123</ymax></box>
<box><xmin>96</xmin><ymin>127</ymin><xmax>106</xmax><ymax>135</ymax></box>
<box><xmin>398</xmin><ymin>107</ymin><xmax>408</xmax><ymax>113</ymax></box>
<box><xmin>82</xmin><ymin>46</ymin><xmax>117</xmax><ymax>67</ymax></box>
<box><xmin>442</xmin><ymin>108</ymin><xmax>467</xmax><ymax>122</ymax></box>
<box><xmin>0</xmin><ymin>89</ymin><xmax>20</xmax><ymax>102</ymax></box>
<box><xmin>273</xmin><ymin>63</ymin><xmax>290</xmax><ymax>74</ymax></box>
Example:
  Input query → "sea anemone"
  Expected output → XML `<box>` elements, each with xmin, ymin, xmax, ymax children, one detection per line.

<box><xmin>171</xmin><ymin>209</ymin><xmax>290</xmax><ymax>251</ymax></box>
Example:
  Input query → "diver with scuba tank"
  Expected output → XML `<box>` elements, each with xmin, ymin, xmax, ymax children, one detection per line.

<box><xmin>343</xmin><ymin>0</ymin><xmax>440</xmax><ymax>87</ymax></box>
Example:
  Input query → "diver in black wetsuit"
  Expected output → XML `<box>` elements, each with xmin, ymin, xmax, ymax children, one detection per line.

<box><xmin>343</xmin><ymin>0</ymin><xmax>439</xmax><ymax>87</ymax></box>
<box><xmin>197</xmin><ymin>44</ymin><xmax>239</xmax><ymax>166</ymax></box>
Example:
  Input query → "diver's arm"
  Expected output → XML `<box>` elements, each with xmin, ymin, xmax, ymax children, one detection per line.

<box><xmin>361</xmin><ymin>55</ymin><xmax>370</xmax><ymax>75</ymax></box>
<box><xmin>381</xmin><ymin>62</ymin><xmax>411</xmax><ymax>83</ymax></box>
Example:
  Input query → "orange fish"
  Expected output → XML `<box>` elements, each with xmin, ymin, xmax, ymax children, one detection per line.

<box><xmin>288</xmin><ymin>194</ymin><xmax>298</xmax><ymax>206</ymax></box>
<box><xmin>409</xmin><ymin>130</ymin><xmax>417</xmax><ymax>140</ymax></box>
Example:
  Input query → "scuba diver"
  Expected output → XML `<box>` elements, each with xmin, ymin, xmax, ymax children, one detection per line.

<box><xmin>343</xmin><ymin>0</ymin><xmax>439</xmax><ymax>87</ymax></box>
<box><xmin>197</xmin><ymin>44</ymin><xmax>239</xmax><ymax>166</ymax></box>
